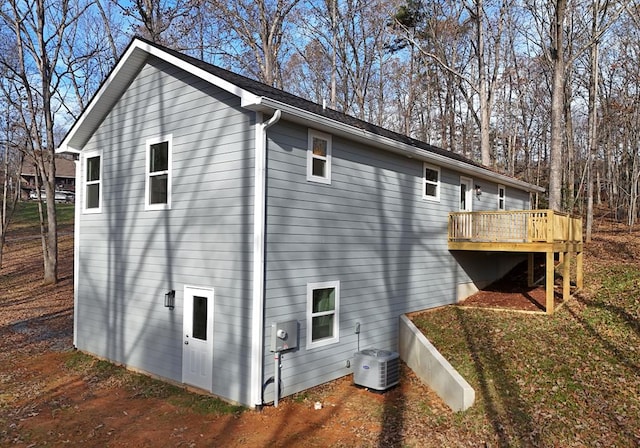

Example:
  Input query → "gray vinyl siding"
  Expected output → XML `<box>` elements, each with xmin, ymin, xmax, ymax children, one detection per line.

<box><xmin>472</xmin><ymin>179</ymin><xmax>531</xmax><ymax>211</ymax></box>
<box><xmin>263</xmin><ymin>121</ymin><xmax>468</xmax><ymax>400</ymax></box>
<box><xmin>75</xmin><ymin>56</ymin><xmax>255</xmax><ymax>405</ymax></box>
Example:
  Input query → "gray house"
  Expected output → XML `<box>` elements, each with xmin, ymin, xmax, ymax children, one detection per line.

<box><xmin>58</xmin><ymin>37</ymin><xmax>544</xmax><ymax>408</ymax></box>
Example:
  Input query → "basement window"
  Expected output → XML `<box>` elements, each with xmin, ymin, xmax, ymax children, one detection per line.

<box><xmin>307</xmin><ymin>281</ymin><xmax>340</xmax><ymax>349</ymax></box>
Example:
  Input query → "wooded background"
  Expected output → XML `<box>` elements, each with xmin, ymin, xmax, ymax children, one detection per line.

<box><xmin>1</xmin><ymin>0</ymin><xmax>639</xmax><ymax>282</ymax></box>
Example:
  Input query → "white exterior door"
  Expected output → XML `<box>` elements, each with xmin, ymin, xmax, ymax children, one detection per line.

<box><xmin>459</xmin><ymin>177</ymin><xmax>474</xmax><ymax>239</ymax></box>
<box><xmin>182</xmin><ymin>286</ymin><xmax>214</xmax><ymax>391</ymax></box>
<box><xmin>460</xmin><ymin>176</ymin><xmax>473</xmax><ymax>212</ymax></box>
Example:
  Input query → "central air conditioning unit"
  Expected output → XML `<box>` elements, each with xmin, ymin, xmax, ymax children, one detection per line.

<box><xmin>353</xmin><ymin>349</ymin><xmax>400</xmax><ymax>391</ymax></box>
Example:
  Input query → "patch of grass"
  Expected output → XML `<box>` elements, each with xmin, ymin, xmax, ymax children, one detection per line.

<box><xmin>292</xmin><ymin>391</ymin><xmax>311</xmax><ymax>403</ymax></box>
<box><xmin>11</xmin><ymin>202</ymin><xmax>74</xmax><ymax>231</ymax></box>
<box><xmin>126</xmin><ymin>374</ymin><xmax>183</xmax><ymax>399</ymax></box>
<box><xmin>64</xmin><ymin>351</ymin><xmax>94</xmax><ymax>370</ymax></box>
<box><xmin>63</xmin><ymin>350</ymin><xmax>126</xmax><ymax>383</ymax></box>
<box><xmin>411</xmin><ymin>261</ymin><xmax>640</xmax><ymax>447</ymax></box>
<box><xmin>168</xmin><ymin>392</ymin><xmax>245</xmax><ymax>416</ymax></box>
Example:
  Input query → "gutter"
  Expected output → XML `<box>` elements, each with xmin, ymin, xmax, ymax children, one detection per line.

<box><xmin>250</xmin><ymin>109</ymin><xmax>281</xmax><ymax>408</ymax></box>
<box><xmin>242</xmin><ymin>97</ymin><xmax>545</xmax><ymax>194</ymax></box>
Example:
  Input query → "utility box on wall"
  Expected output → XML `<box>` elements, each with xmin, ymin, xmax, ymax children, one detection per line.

<box><xmin>270</xmin><ymin>321</ymin><xmax>298</xmax><ymax>352</ymax></box>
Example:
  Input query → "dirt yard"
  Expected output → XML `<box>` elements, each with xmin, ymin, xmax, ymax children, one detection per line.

<box><xmin>1</xmin><ymin>220</ymin><xmax>638</xmax><ymax>447</ymax></box>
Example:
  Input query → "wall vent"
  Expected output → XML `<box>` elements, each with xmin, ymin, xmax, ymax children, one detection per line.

<box><xmin>353</xmin><ymin>349</ymin><xmax>400</xmax><ymax>391</ymax></box>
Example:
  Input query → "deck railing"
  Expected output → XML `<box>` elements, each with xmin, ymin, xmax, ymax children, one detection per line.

<box><xmin>448</xmin><ymin>210</ymin><xmax>583</xmax><ymax>243</ymax></box>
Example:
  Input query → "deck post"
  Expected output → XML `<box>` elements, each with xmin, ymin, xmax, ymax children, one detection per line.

<box><xmin>546</xmin><ymin>251</ymin><xmax>555</xmax><ymax>314</ymax></box>
<box><xmin>576</xmin><ymin>250</ymin><xmax>584</xmax><ymax>290</ymax></box>
<box><xmin>563</xmin><ymin>251</ymin><xmax>571</xmax><ymax>302</ymax></box>
<box><xmin>527</xmin><ymin>253</ymin><xmax>535</xmax><ymax>287</ymax></box>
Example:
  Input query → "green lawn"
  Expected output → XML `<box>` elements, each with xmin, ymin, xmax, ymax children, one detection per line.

<box><xmin>412</xmin><ymin>261</ymin><xmax>640</xmax><ymax>446</ymax></box>
<box><xmin>10</xmin><ymin>201</ymin><xmax>74</xmax><ymax>231</ymax></box>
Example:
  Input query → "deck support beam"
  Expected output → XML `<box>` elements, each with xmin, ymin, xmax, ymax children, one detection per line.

<box><xmin>527</xmin><ymin>253</ymin><xmax>535</xmax><ymax>287</ymax></box>
<box><xmin>576</xmin><ymin>250</ymin><xmax>583</xmax><ymax>290</ymax></box>
<box><xmin>545</xmin><ymin>251</ymin><xmax>555</xmax><ymax>314</ymax></box>
<box><xmin>563</xmin><ymin>251</ymin><xmax>571</xmax><ymax>303</ymax></box>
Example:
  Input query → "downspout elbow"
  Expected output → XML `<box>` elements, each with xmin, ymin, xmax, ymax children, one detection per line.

<box><xmin>264</xmin><ymin>109</ymin><xmax>281</xmax><ymax>130</ymax></box>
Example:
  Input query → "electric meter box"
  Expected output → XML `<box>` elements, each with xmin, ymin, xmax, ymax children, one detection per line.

<box><xmin>270</xmin><ymin>320</ymin><xmax>298</xmax><ymax>352</ymax></box>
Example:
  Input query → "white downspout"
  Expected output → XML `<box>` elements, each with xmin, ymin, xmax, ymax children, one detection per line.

<box><xmin>250</xmin><ymin>109</ymin><xmax>281</xmax><ymax>408</ymax></box>
<box><xmin>73</xmin><ymin>158</ymin><xmax>81</xmax><ymax>347</ymax></box>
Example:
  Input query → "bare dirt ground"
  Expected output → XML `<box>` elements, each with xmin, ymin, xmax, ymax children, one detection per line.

<box><xmin>0</xmin><ymin>233</ymin><xmax>449</xmax><ymax>447</ymax></box>
<box><xmin>1</xmin><ymin>220</ymin><xmax>638</xmax><ymax>447</ymax></box>
<box><xmin>458</xmin><ymin>255</ymin><xmax>565</xmax><ymax>312</ymax></box>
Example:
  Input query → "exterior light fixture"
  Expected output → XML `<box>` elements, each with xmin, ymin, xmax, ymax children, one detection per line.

<box><xmin>475</xmin><ymin>185</ymin><xmax>482</xmax><ymax>197</ymax></box>
<box><xmin>164</xmin><ymin>290</ymin><xmax>175</xmax><ymax>310</ymax></box>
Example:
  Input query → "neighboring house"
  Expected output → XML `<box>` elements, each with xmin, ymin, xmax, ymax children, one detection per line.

<box><xmin>21</xmin><ymin>156</ymin><xmax>76</xmax><ymax>202</ymax></box>
<box><xmin>57</xmin><ymin>37</ymin><xmax>548</xmax><ymax>408</ymax></box>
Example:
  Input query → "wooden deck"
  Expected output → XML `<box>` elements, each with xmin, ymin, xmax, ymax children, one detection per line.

<box><xmin>448</xmin><ymin>210</ymin><xmax>583</xmax><ymax>314</ymax></box>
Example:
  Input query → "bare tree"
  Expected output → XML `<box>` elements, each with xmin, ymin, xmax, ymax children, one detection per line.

<box><xmin>111</xmin><ymin>0</ymin><xmax>198</xmax><ymax>45</ymax></box>
<box><xmin>0</xmin><ymin>78</ymin><xmax>24</xmax><ymax>269</ymax></box>
<box><xmin>523</xmin><ymin>0</ymin><xmax>629</xmax><ymax>212</ymax></box>
<box><xmin>0</xmin><ymin>0</ymin><xmax>90</xmax><ymax>283</ymax></box>
<box><xmin>205</xmin><ymin>0</ymin><xmax>301</xmax><ymax>88</ymax></box>
<box><xmin>390</xmin><ymin>0</ymin><xmax>514</xmax><ymax>166</ymax></box>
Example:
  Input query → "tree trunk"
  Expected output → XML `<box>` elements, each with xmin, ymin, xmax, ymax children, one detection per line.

<box><xmin>585</xmin><ymin>8</ymin><xmax>599</xmax><ymax>243</ymax></box>
<box><xmin>475</xmin><ymin>0</ymin><xmax>491</xmax><ymax>166</ymax></box>
<box><xmin>549</xmin><ymin>0</ymin><xmax>567</xmax><ymax>212</ymax></box>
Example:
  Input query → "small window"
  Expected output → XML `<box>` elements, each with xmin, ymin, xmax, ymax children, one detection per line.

<box><xmin>145</xmin><ymin>135</ymin><xmax>172</xmax><ymax>210</ymax></box>
<box><xmin>498</xmin><ymin>185</ymin><xmax>506</xmax><ymax>210</ymax></box>
<box><xmin>307</xmin><ymin>281</ymin><xmax>340</xmax><ymax>349</ymax></box>
<box><xmin>83</xmin><ymin>151</ymin><xmax>101</xmax><ymax>213</ymax></box>
<box><xmin>192</xmin><ymin>295</ymin><xmax>208</xmax><ymax>341</ymax></box>
<box><xmin>307</xmin><ymin>130</ymin><xmax>332</xmax><ymax>184</ymax></box>
<box><xmin>423</xmin><ymin>163</ymin><xmax>440</xmax><ymax>201</ymax></box>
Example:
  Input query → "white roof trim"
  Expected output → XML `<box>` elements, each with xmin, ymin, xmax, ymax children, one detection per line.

<box><xmin>141</xmin><ymin>41</ymin><xmax>261</xmax><ymax>105</ymax></box>
<box><xmin>57</xmin><ymin>38</ymin><xmax>259</xmax><ymax>155</ymax></box>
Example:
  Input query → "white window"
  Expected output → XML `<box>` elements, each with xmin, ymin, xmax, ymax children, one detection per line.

<box><xmin>306</xmin><ymin>281</ymin><xmax>340</xmax><ymax>349</ymax></box>
<box><xmin>423</xmin><ymin>163</ymin><xmax>440</xmax><ymax>201</ymax></box>
<box><xmin>498</xmin><ymin>184</ymin><xmax>506</xmax><ymax>210</ymax></box>
<box><xmin>307</xmin><ymin>130</ymin><xmax>332</xmax><ymax>184</ymax></box>
<box><xmin>145</xmin><ymin>135</ymin><xmax>172</xmax><ymax>210</ymax></box>
<box><xmin>82</xmin><ymin>150</ymin><xmax>102</xmax><ymax>213</ymax></box>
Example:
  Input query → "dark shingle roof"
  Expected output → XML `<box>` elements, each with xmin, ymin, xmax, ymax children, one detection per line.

<box><xmin>137</xmin><ymin>36</ymin><xmax>484</xmax><ymax>170</ymax></box>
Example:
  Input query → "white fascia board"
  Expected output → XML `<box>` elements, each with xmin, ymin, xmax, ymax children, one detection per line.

<box><xmin>141</xmin><ymin>42</ymin><xmax>260</xmax><ymax>105</ymax></box>
<box><xmin>57</xmin><ymin>38</ymin><xmax>260</xmax><ymax>155</ymax></box>
<box><xmin>244</xmin><ymin>97</ymin><xmax>545</xmax><ymax>194</ymax></box>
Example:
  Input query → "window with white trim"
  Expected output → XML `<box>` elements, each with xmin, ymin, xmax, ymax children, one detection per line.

<box><xmin>307</xmin><ymin>281</ymin><xmax>340</xmax><ymax>349</ymax></box>
<box><xmin>145</xmin><ymin>135</ymin><xmax>172</xmax><ymax>210</ymax></box>
<box><xmin>83</xmin><ymin>151</ymin><xmax>102</xmax><ymax>213</ymax></box>
<box><xmin>498</xmin><ymin>184</ymin><xmax>506</xmax><ymax>210</ymax></box>
<box><xmin>307</xmin><ymin>130</ymin><xmax>331</xmax><ymax>184</ymax></box>
<box><xmin>423</xmin><ymin>163</ymin><xmax>440</xmax><ymax>201</ymax></box>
